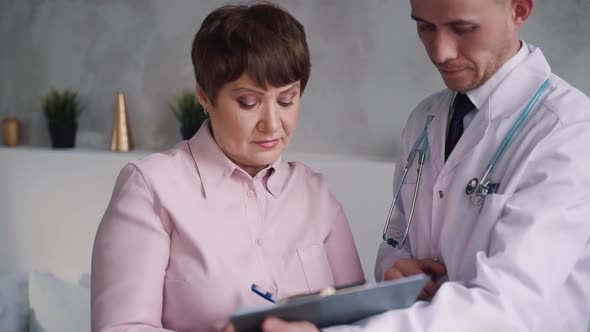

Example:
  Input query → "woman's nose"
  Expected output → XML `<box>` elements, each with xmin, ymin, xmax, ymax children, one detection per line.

<box><xmin>258</xmin><ymin>103</ymin><xmax>281</xmax><ymax>133</ymax></box>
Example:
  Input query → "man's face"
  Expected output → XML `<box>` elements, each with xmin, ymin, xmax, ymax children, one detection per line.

<box><xmin>410</xmin><ymin>0</ymin><xmax>519</xmax><ymax>92</ymax></box>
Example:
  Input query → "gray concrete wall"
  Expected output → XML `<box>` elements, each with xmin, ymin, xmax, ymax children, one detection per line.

<box><xmin>1</xmin><ymin>0</ymin><xmax>589</xmax><ymax>160</ymax></box>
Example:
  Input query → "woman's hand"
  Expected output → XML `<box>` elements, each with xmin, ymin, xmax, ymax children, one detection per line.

<box><xmin>221</xmin><ymin>318</ymin><xmax>318</xmax><ymax>332</ymax></box>
<box><xmin>262</xmin><ymin>317</ymin><xmax>319</xmax><ymax>332</ymax></box>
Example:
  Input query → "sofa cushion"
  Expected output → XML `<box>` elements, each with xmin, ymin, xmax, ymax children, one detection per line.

<box><xmin>28</xmin><ymin>271</ymin><xmax>90</xmax><ymax>332</ymax></box>
<box><xmin>0</xmin><ymin>272</ymin><xmax>29</xmax><ymax>332</ymax></box>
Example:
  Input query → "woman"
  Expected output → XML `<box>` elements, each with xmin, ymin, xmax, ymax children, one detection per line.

<box><xmin>91</xmin><ymin>2</ymin><xmax>364</xmax><ymax>332</ymax></box>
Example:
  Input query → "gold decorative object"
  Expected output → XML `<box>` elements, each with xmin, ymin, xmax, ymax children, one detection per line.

<box><xmin>111</xmin><ymin>91</ymin><xmax>134</xmax><ymax>152</ymax></box>
<box><xmin>1</xmin><ymin>117</ymin><xmax>21</xmax><ymax>147</ymax></box>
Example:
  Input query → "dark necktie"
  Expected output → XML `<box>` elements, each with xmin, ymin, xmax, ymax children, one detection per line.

<box><xmin>445</xmin><ymin>93</ymin><xmax>474</xmax><ymax>161</ymax></box>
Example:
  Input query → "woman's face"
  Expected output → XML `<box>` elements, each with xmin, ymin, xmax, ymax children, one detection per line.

<box><xmin>197</xmin><ymin>74</ymin><xmax>301</xmax><ymax>177</ymax></box>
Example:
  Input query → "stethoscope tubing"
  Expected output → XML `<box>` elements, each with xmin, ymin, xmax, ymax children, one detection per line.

<box><xmin>382</xmin><ymin>79</ymin><xmax>550</xmax><ymax>248</ymax></box>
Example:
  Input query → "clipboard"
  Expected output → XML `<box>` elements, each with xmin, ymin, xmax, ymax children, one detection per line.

<box><xmin>230</xmin><ymin>274</ymin><xmax>429</xmax><ymax>332</ymax></box>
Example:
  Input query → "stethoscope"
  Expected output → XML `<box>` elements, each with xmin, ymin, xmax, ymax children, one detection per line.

<box><xmin>382</xmin><ymin>79</ymin><xmax>550</xmax><ymax>249</ymax></box>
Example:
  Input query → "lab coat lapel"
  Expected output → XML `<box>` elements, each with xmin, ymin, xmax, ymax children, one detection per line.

<box><xmin>440</xmin><ymin>46</ymin><xmax>551</xmax><ymax>175</ymax></box>
<box><xmin>487</xmin><ymin>47</ymin><xmax>552</xmax><ymax>122</ymax></box>
<box><xmin>426</xmin><ymin>91</ymin><xmax>454</xmax><ymax>175</ymax></box>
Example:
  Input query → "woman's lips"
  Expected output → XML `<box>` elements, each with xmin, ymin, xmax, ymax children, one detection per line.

<box><xmin>255</xmin><ymin>139</ymin><xmax>279</xmax><ymax>149</ymax></box>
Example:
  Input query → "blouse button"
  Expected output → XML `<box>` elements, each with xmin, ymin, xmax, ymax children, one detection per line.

<box><xmin>247</xmin><ymin>190</ymin><xmax>255</xmax><ymax>198</ymax></box>
<box><xmin>255</xmin><ymin>238</ymin><xmax>263</xmax><ymax>246</ymax></box>
<box><xmin>437</xmin><ymin>190</ymin><xmax>444</xmax><ymax>199</ymax></box>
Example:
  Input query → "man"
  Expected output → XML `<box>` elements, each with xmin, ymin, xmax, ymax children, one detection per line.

<box><xmin>262</xmin><ymin>0</ymin><xmax>590</xmax><ymax>330</ymax></box>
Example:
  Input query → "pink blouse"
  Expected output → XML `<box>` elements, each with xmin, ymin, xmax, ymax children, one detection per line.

<box><xmin>91</xmin><ymin>123</ymin><xmax>364</xmax><ymax>332</ymax></box>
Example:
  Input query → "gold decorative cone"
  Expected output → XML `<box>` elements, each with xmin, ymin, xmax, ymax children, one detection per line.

<box><xmin>1</xmin><ymin>117</ymin><xmax>21</xmax><ymax>147</ymax></box>
<box><xmin>111</xmin><ymin>91</ymin><xmax>134</xmax><ymax>152</ymax></box>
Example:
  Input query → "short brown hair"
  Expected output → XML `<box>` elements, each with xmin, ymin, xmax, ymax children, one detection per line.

<box><xmin>191</xmin><ymin>2</ymin><xmax>311</xmax><ymax>105</ymax></box>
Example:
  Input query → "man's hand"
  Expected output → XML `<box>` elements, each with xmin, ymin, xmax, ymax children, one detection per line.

<box><xmin>221</xmin><ymin>323</ymin><xmax>235</xmax><ymax>332</ymax></box>
<box><xmin>262</xmin><ymin>317</ymin><xmax>319</xmax><ymax>332</ymax></box>
<box><xmin>383</xmin><ymin>258</ymin><xmax>447</xmax><ymax>300</ymax></box>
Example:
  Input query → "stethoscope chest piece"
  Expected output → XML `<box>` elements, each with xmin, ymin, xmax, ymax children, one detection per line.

<box><xmin>471</xmin><ymin>193</ymin><xmax>485</xmax><ymax>206</ymax></box>
<box><xmin>466</xmin><ymin>177</ymin><xmax>487</xmax><ymax>206</ymax></box>
<box><xmin>466</xmin><ymin>178</ymin><xmax>500</xmax><ymax>206</ymax></box>
<box><xmin>465</xmin><ymin>178</ymin><xmax>479</xmax><ymax>195</ymax></box>
<box><xmin>466</xmin><ymin>178</ymin><xmax>487</xmax><ymax>207</ymax></box>
<box><xmin>466</xmin><ymin>177</ymin><xmax>488</xmax><ymax>206</ymax></box>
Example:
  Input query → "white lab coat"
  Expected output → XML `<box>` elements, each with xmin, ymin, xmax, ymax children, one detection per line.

<box><xmin>327</xmin><ymin>46</ymin><xmax>590</xmax><ymax>331</ymax></box>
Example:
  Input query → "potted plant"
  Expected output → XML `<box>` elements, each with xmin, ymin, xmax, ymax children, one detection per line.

<box><xmin>170</xmin><ymin>90</ymin><xmax>208</xmax><ymax>140</ymax></box>
<box><xmin>41</xmin><ymin>88</ymin><xmax>82</xmax><ymax>148</ymax></box>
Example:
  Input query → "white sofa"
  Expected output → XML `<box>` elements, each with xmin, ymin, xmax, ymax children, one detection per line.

<box><xmin>0</xmin><ymin>271</ymin><xmax>90</xmax><ymax>332</ymax></box>
<box><xmin>2</xmin><ymin>147</ymin><xmax>590</xmax><ymax>331</ymax></box>
<box><xmin>0</xmin><ymin>146</ymin><xmax>395</xmax><ymax>331</ymax></box>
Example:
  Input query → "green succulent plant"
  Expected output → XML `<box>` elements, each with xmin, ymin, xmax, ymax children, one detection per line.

<box><xmin>41</xmin><ymin>88</ymin><xmax>82</xmax><ymax>125</ymax></box>
<box><xmin>40</xmin><ymin>88</ymin><xmax>83</xmax><ymax>148</ymax></box>
<box><xmin>170</xmin><ymin>90</ymin><xmax>208</xmax><ymax>140</ymax></box>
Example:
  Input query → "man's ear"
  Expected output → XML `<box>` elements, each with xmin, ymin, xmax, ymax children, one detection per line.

<box><xmin>512</xmin><ymin>0</ymin><xmax>535</xmax><ymax>29</ymax></box>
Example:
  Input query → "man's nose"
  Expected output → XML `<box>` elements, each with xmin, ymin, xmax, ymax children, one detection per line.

<box><xmin>430</xmin><ymin>32</ymin><xmax>458</xmax><ymax>65</ymax></box>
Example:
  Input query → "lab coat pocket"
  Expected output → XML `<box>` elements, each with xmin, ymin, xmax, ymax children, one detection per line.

<box><xmin>473</xmin><ymin>193</ymin><xmax>511</xmax><ymax>247</ymax></box>
<box><xmin>456</xmin><ymin>193</ymin><xmax>512</xmax><ymax>275</ymax></box>
<box><xmin>478</xmin><ymin>193</ymin><xmax>510</xmax><ymax>221</ymax></box>
<box><xmin>297</xmin><ymin>244</ymin><xmax>335</xmax><ymax>292</ymax></box>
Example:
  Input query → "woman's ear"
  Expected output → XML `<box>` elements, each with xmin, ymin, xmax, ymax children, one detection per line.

<box><xmin>196</xmin><ymin>86</ymin><xmax>212</xmax><ymax>114</ymax></box>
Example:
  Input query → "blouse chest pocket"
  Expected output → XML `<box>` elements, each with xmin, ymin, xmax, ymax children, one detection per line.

<box><xmin>296</xmin><ymin>244</ymin><xmax>335</xmax><ymax>292</ymax></box>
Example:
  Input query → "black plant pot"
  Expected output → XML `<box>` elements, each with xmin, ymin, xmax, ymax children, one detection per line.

<box><xmin>48</xmin><ymin>121</ymin><xmax>77</xmax><ymax>148</ymax></box>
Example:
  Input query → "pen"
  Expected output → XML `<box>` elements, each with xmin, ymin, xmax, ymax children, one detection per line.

<box><xmin>251</xmin><ymin>284</ymin><xmax>277</xmax><ymax>304</ymax></box>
